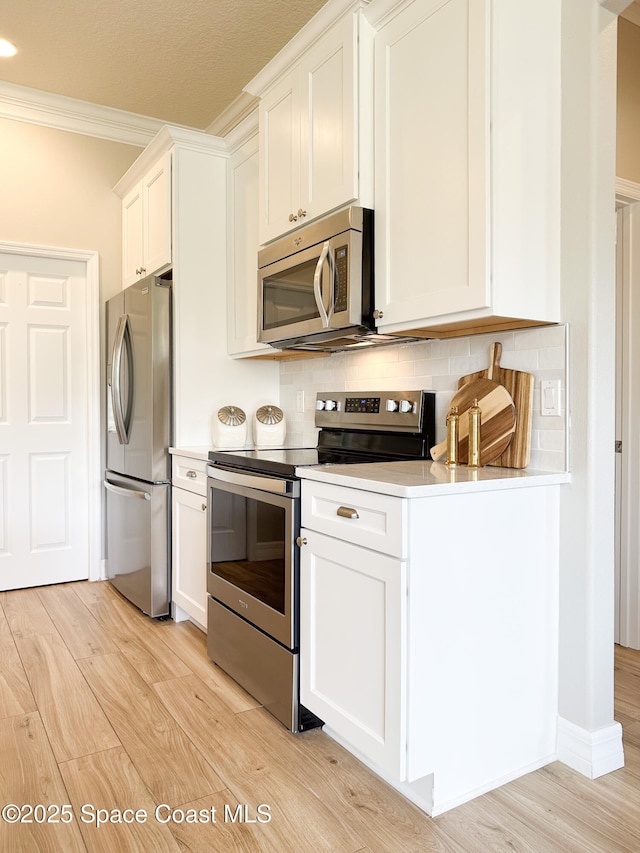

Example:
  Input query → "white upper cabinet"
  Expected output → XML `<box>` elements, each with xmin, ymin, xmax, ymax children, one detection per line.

<box><xmin>259</xmin><ymin>71</ymin><xmax>301</xmax><ymax>244</ymax></box>
<box><xmin>226</xmin><ymin>115</ymin><xmax>274</xmax><ymax>357</ymax></box>
<box><xmin>121</xmin><ymin>150</ymin><xmax>172</xmax><ymax>288</ymax></box>
<box><xmin>246</xmin><ymin>2</ymin><xmax>373</xmax><ymax>246</ymax></box>
<box><xmin>115</xmin><ymin>125</ymin><xmax>280</xmax><ymax>446</ymax></box>
<box><xmin>368</xmin><ymin>0</ymin><xmax>561</xmax><ymax>338</ymax></box>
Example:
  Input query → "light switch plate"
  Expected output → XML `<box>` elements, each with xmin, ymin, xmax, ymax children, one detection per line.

<box><xmin>540</xmin><ymin>379</ymin><xmax>561</xmax><ymax>417</ymax></box>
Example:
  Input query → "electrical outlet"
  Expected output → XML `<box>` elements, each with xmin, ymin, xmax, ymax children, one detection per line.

<box><xmin>540</xmin><ymin>379</ymin><xmax>561</xmax><ymax>417</ymax></box>
<box><xmin>296</xmin><ymin>390</ymin><xmax>305</xmax><ymax>413</ymax></box>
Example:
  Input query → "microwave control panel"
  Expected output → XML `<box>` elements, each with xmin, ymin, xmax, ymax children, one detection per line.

<box><xmin>334</xmin><ymin>246</ymin><xmax>348</xmax><ymax>313</ymax></box>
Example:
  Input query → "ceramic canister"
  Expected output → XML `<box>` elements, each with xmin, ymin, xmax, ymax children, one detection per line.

<box><xmin>254</xmin><ymin>405</ymin><xmax>286</xmax><ymax>447</ymax></box>
<box><xmin>211</xmin><ymin>405</ymin><xmax>247</xmax><ymax>447</ymax></box>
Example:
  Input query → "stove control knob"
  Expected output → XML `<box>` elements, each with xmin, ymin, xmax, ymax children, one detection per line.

<box><xmin>316</xmin><ymin>400</ymin><xmax>326</xmax><ymax>411</ymax></box>
<box><xmin>324</xmin><ymin>399</ymin><xmax>337</xmax><ymax>411</ymax></box>
<box><xmin>399</xmin><ymin>399</ymin><xmax>414</xmax><ymax>413</ymax></box>
<box><xmin>386</xmin><ymin>399</ymin><xmax>399</xmax><ymax>412</ymax></box>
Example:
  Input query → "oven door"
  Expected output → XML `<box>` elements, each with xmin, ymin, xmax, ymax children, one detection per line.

<box><xmin>206</xmin><ymin>466</ymin><xmax>299</xmax><ymax>650</ymax></box>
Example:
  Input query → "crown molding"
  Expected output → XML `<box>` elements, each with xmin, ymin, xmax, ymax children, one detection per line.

<box><xmin>206</xmin><ymin>91</ymin><xmax>258</xmax><ymax>139</ymax></box>
<box><xmin>244</xmin><ymin>0</ymin><xmax>370</xmax><ymax>97</ymax></box>
<box><xmin>220</xmin><ymin>107</ymin><xmax>259</xmax><ymax>153</ymax></box>
<box><xmin>113</xmin><ymin>125</ymin><xmax>228</xmax><ymax>196</ymax></box>
<box><xmin>601</xmin><ymin>0</ymin><xmax>637</xmax><ymax>15</ymax></box>
<box><xmin>0</xmin><ymin>80</ymin><xmax>194</xmax><ymax>147</ymax></box>
<box><xmin>616</xmin><ymin>176</ymin><xmax>640</xmax><ymax>203</ymax></box>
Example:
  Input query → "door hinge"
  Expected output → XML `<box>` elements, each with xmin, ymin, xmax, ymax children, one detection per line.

<box><xmin>615</xmin><ymin>440</ymin><xmax>622</xmax><ymax>454</ymax></box>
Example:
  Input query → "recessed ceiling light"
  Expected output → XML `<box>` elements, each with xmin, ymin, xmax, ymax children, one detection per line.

<box><xmin>0</xmin><ymin>39</ymin><xmax>17</xmax><ymax>58</ymax></box>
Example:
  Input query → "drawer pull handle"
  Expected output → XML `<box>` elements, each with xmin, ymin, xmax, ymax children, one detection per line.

<box><xmin>186</xmin><ymin>470</ymin><xmax>198</xmax><ymax>478</ymax></box>
<box><xmin>337</xmin><ymin>506</ymin><xmax>359</xmax><ymax>519</ymax></box>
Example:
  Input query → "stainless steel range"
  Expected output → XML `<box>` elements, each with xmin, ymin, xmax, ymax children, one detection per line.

<box><xmin>205</xmin><ymin>390</ymin><xmax>436</xmax><ymax>732</ymax></box>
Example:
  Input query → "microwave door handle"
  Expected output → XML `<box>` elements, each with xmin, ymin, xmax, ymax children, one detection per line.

<box><xmin>313</xmin><ymin>242</ymin><xmax>331</xmax><ymax>328</ymax></box>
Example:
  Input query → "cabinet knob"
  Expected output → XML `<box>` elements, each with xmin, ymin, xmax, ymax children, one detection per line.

<box><xmin>296</xmin><ymin>536</ymin><xmax>307</xmax><ymax>547</ymax></box>
<box><xmin>373</xmin><ymin>309</ymin><xmax>384</xmax><ymax>320</ymax></box>
<box><xmin>289</xmin><ymin>213</ymin><xmax>298</xmax><ymax>222</ymax></box>
<box><xmin>135</xmin><ymin>267</ymin><xmax>147</xmax><ymax>276</ymax></box>
<box><xmin>337</xmin><ymin>506</ymin><xmax>359</xmax><ymax>520</ymax></box>
<box><xmin>297</xmin><ymin>208</ymin><xmax>307</xmax><ymax>218</ymax></box>
<box><xmin>201</xmin><ymin>503</ymin><xmax>207</xmax><ymax>512</ymax></box>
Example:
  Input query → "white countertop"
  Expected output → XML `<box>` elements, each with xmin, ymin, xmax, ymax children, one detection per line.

<box><xmin>169</xmin><ymin>446</ymin><xmax>214</xmax><ymax>461</ymax></box>
<box><xmin>296</xmin><ymin>460</ymin><xmax>570</xmax><ymax>498</ymax></box>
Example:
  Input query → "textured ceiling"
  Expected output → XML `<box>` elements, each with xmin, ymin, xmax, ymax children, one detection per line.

<box><xmin>0</xmin><ymin>0</ymin><xmax>329</xmax><ymax>129</ymax></box>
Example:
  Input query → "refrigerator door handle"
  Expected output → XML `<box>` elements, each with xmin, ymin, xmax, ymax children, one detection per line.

<box><xmin>111</xmin><ymin>314</ymin><xmax>133</xmax><ymax>445</ymax></box>
<box><xmin>104</xmin><ymin>478</ymin><xmax>151</xmax><ymax>501</ymax></box>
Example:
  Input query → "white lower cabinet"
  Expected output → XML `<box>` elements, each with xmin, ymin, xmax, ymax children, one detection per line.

<box><xmin>299</xmin><ymin>528</ymin><xmax>406</xmax><ymax>779</ymax></box>
<box><xmin>300</xmin><ymin>480</ymin><xmax>408</xmax><ymax>778</ymax></box>
<box><xmin>299</xmin><ymin>476</ymin><xmax>561</xmax><ymax>815</ymax></box>
<box><xmin>171</xmin><ymin>455</ymin><xmax>207</xmax><ymax>630</ymax></box>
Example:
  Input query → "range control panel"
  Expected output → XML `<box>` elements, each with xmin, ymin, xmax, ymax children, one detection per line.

<box><xmin>315</xmin><ymin>390</ymin><xmax>435</xmax><ymax>432</ymax></box>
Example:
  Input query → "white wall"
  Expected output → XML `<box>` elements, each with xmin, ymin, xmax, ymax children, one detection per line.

<box><xmin>0</xmin><ymin>118</ymin><xmax>140</xmax><ymax>301</ymax></box>
<box><xmin>553</xmin><ymin>0</ymin><xmax>623</xmax><ymax>775</ymax></box>
<box><xmin>280</xmin><ymin>324</ymin><xmax>568</xmax><ymax>472</ymax></box>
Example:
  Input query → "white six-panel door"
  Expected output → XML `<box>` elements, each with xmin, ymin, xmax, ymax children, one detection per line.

<box><xmin>0</xmin><ymin>250</ymin><xmax>96</xmax><ymax>590</ymax></box>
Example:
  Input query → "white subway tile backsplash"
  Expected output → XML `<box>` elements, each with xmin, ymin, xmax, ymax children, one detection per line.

<box><xmin>538</xmin><ymin>346</ymin><xmax>566</xmax><ymax>370</ymax></box>
<box><xmin>277</xmin><ymin>324</ymin><xmax>568</xmax><ymax>472</ymax></box>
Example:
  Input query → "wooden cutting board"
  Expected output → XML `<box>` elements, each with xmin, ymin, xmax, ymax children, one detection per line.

<box><xmin>430</xmin><ymin>378</ymin><xmax>516</xmax><ymax>466</ymax></box>
<box><xmin>458</xmin><ymin>342</ymin><xmax>534</xmax><ymax>468</ymax></box>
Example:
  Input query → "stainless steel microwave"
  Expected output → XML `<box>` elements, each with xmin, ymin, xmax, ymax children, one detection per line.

<box><xmin>257</xmin><ymin>206</ymin><xmax>378</xmax><ymax>352</ymax></box>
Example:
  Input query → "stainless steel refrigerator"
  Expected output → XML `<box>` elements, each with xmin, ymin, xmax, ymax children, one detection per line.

<box><xmin>105</xmin><ymin>274</ymin><xmax>172</xmax><ymax>617</ymax></box>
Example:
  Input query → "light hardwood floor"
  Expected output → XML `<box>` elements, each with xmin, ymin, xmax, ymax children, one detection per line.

<box><xmin>0</xmin><ymin>580</ymin><xmax>638</xmax><ymax>852</ymax></box>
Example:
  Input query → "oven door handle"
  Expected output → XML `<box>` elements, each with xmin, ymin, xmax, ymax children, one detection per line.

<box><xmin>207</xmin><ymin>465</ymin><xmax>294</xmax><ymax>496</ymax></box>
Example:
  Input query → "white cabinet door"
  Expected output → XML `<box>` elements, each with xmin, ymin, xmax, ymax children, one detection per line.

<box><xmin>172</xmin><ymin>486</ymin><xmax>208</xmax><ymax>629</ymax></box>
<box><xmin>227</xmin><ymin>133</ymin><xmax>274</xmax><ymax>357</ymax></box>
<box><xmin>373</xmin><ymin>0</ymin><xmax>489</xmax><ymax>328</ymax></box>
<box><xmin>300</xmin><ymin>528</ymin><xmax>406</xmax><ymax>780</ymax></box>
<box><xmin>122</xmin><ymin>182</ymin><xmax>144</xmax><ymax>288</ymax></box>
<box><xmin>259</xmin><ymin>71</ymin><xmax>300</xmax><ymax>245</ymax></box>
<box><xmin>122</xmin><ymin>151</ymin><xmax>172</xmax><ymax>288</ymax></box>
<box><xmin>299</xmin><ymin>13</ymin><xmax>359</xmax><ymax>223</ymax></box>
<box><xmin>143</xmin><ymin>151</ymin><xmax>172</xmax><ymax>279</ymax></box>
<box><xmin>258</xmin><ymin>12</ymin><xmax>364</xmax><ymax>245</ymax></box>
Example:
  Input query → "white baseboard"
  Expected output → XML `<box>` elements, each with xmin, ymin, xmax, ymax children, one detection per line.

<box><xmin>557</xmin><ymin>717</ymin><xmax>625</xmax><ymax>778</ymax></box>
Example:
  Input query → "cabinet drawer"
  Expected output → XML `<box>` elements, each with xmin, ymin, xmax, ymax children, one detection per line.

<box><xmin>301</xmin><ymin>480</ymin><xmax>406</xmax><ymax>558</ymax></box>
<box><xmin>172</xmin><ymin>455</ymin><xmax>207</xmax><ymax>496</ymax></box>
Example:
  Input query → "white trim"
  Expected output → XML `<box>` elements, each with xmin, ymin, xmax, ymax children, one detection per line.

<box><xmin>601</xmin><ymin>0</ymin><xmax>636</xmax><ymax>14</ymax></box>
<box><xmin>557</xmin><ymin>717</ymin><xmax>624</xmax><ymax>778</ymax></box>
<box><xmin>364</xmin><ymin>0</ymin><xmax>417</xmax><ymax>29</ymax></box>
<box><xmin>113</xmin><ymin>125</ymin><xmax>228</xmax><ymax>198</ymax></box>
<box><xmin>244</xmin><ymin>0</ymin><xmax>370</xmax><ymax>97</ymax></box>
<box><xmin>616</xmin><ymin>177</ymin><xmax>640</xmax><ymax>204</ymax></box>
<box><xmin>220</xmin><ymin>109</ymin><xmax>259</xmax><ymax>154</ymax></box>
<box><xmin>0</xmin><ymin>80</ymin><xmax>177</xmax><ymax>147</ymax></box>
<box><xmin>206</xmin><ymin>92</ymin><xmax>258</xmax><ymax>139</ymax></box>
<box><xmin>0</xmin><ymin>241</ymin><xmax>102</xmax><ymax>583</ymax></box>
